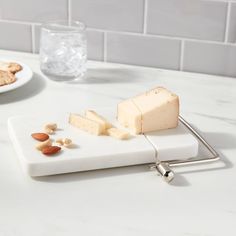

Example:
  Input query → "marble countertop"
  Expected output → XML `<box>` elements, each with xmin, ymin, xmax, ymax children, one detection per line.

<box><xmin>0</xmin><ymin>50</ymin><xmax>236</xmax><ymax>236</ymax></box>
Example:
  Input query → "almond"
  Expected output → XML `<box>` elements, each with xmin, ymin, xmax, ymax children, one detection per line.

<box><xmin>42</xmin><ymin>146</ymin><xmax>61</xmax><ymax>156</ymax></box>
<box><xmin>31</xmin><ymin>133</ymin><xmax>49</xmax><ymax>141</ymax></box>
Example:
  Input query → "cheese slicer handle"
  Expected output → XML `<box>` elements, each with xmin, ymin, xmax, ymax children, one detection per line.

<box><xmin>155</xmin><ymin>163</ymin><xmax>174</xmax><ymax>183</ymax></box>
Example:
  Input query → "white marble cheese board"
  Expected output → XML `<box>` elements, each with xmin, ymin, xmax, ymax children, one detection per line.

<box><xmin>8</xmin><ymin>109</ymin><xmax>199</xmax><ymax>177</ymax></box>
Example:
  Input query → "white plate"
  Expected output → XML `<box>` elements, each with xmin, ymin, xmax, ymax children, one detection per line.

<box><xmin>0</xmin><ymin>59</ymin><xmax>33</xmax><ymax>93</ymax></box>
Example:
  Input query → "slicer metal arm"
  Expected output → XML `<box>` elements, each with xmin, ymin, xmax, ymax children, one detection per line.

<box><xmin>151</xmin><ymin>115</ymin><xmax>220</xmax><ymax>183</ymax></box>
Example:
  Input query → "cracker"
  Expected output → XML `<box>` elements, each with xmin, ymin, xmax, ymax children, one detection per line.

<box><xmin>0</xmin><ymin>62</ymin><xmax>22</xmax><ymax>74</ymax></box>
<box><xmin>0</xmin><ymin>70</ymin><xmax>16</xmax><ymax>86</ymax></box>
<box><xmin>8</xmin><ymin>63</ymin><xmax>22</xmax><ymax>74</ymax></box>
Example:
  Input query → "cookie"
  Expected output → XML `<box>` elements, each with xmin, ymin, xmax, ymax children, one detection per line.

<box><xmin>0</xmin><ymin>62</ymin><xmax>22</xmax><ymax>74</ymax></box>
<box><xmin>0</xmin><ymin>70</ymin><xmax>16</xmax><ymax>86</ymax></box>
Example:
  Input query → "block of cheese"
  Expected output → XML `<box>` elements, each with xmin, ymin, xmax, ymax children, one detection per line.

<box><xmin>117</xmin><ymin>87</ymin><xmax>179</xmax><ymax>134</ymax></box>
<box><xmin>107</xmin><ymin>127</ymin><xmax>130</xmax><ymax>140</ymax></box>
<box><xmin>116</xmin><ymin>99</ymin><xmax>142</xmax><ymax>134</ymax></box>
<box><xmin>69</xmin><ymin>113</ymin><xmax>103</xmax><ymax>135</ymax></box>
<box><xmin>85</xmin><ymin>110</ymin><xmax>112</xmax><ymax>133</ymax></box>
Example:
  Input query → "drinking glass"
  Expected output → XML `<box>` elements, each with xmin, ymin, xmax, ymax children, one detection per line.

<box><xmin>39</xmin><ymin>20</ymin><xmax>87</xmax><ymax>81</ymax></box>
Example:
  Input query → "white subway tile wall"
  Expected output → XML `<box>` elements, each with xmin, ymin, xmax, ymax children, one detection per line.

<box><xmin>86</xmin><ymin>30</ymin><xmax>104</xmax><ymax>60</ymax></box>
<box><xmin>0</xmin><ymin>0</ymin><xmax>68</xmax><ymax>22</ymax></box>
<box><xmin>147</xmin><ymin>0</ymin><xmax>227</xmax><ymax>41</ymax></box>
<box><xmin>228</xmin><ymin>3</ymin><xmax>236</xmax><ymax>43</ymax></box>
<box><xmin>0</xmin><ymin>0</ymin><xmax>235</xmax><ymax>77</ymax></box>
<box><xmin>33</xmin><ymin>24</ymin><xmax>41</xmax><ymax>53</ymax></box>
<box><xmin>107</xmin><ymin>33</ymin><xmax>181</xmax><ymax>69</ymax></box>
<box><xmin>0</xmin><ymin>21</ymin><xmax>32</xmax><ymax>52</ymax></box>
<box><xmin>71</xmin><ymin>0</ymin><xmax>144</xmax><ymax>32</ymax></box>
<box><xmin>183</xmin><ymin>41</ymin><xmax>236</xmax><ymax>77</ymax></box>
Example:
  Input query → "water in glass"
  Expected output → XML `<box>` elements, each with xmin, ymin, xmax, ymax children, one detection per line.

<box><xmin>40</xmin><ymin>21</ymin><xmax>87</xmax><ymax>81</ymax></box>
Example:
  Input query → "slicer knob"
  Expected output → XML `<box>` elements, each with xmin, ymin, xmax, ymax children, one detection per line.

<box><xmin>156</xmin><ymin>163</ymin><xmax>174</xmax><ymax>183</ymax></box>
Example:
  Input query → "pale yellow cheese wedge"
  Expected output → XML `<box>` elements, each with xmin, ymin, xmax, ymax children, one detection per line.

<box><xmin>117</xmin><ymin>100</ymin><xmax>142</xmax><ymax>134</ymax></box>
<box><xmin>85</xmin><ymin>110</ymin><xmax>112</xmax><ymax>133</ymax></box>
<box><xmin>107</xmin><ymin>127</ymin><xmax>130</xmax><ymax>140</ymax></box>
<box><xmin>117</xmin><ymin>87</ymin><xmax>179</xmax><ymax>134</ymax></box>
<box><xmin>69</xmin><ymin>113</ymin><xmax>103</xmax><ymax>135</ymax></box>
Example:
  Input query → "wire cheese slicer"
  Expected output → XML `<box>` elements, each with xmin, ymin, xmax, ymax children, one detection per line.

<box><xmin>150</xmin><ymin>116</ymin><xmax>220</xmax><ymax>183</ymax></box>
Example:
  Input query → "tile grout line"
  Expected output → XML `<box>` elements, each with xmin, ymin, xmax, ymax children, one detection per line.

<box><xmin>103</xmin><ymin>31</ymin><xmax>107</xmax><ymax>62</ymax></box>
<box><xmin>0</xmin><ymin>19</ymin><xmax>33</xmax><ymax>25</ymax></box>
<box><xmin>86</xmin><ymin>27</ymin><xmax>236</xmax><ymax>46</ymax></box>
<box><xmin>0</xmin><ymin>18</ymin><xmax>235</xmax><ymax>48</ymax></box>
<box><xmin>68</xmin><ymin>0</ymin><xmax>72</xmax><ymax>23</ymax></box>
<box><xmin>224</xmin><ymin>2</ymin><xmax>231</xmax><ymax>43</ymax></box>
<box><xmin>143</xmin><ymin>0</ymin><xmax>148</xmax><ymax>34</ymax></box>
<box><xmin>31</xmin><ymin>24</ymin><xmax>35</xmax><ymax>54</ymax></box>
<box><xmin>179</xmin><ymin>40</ymin><xmax>185</xmax><ymax>71</ymax></box>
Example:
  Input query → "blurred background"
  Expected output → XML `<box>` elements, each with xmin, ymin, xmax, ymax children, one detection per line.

<box><xmin>0</xmin><ymin>0</ymin><xmax>235</xmax><ymax>77</ymax></box>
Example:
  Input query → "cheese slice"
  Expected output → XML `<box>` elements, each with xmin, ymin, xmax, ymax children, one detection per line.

<box><xmin>85</xmin><ymin>110</ymin><xmax>112</xmax><ymax>133</ymax></box>
<box><xmin>107</xmin><ymin>128</ymin><xmax>130</xmax><ymax>140</ymax></box>
<box><xmin>69</xmin><ymin>113</ymin><xmax>103</xmax><ymax>135</ymax></box>
<box><xmin>117</xmin><ymin>87</ymin><xmax>179</xmax><ymax>134</ymax></box>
